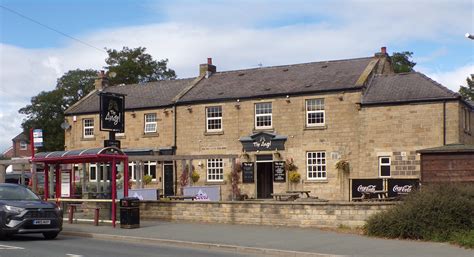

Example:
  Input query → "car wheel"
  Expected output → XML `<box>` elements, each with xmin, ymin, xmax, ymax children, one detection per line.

<box><xmin>43</xmin><ymin>232</ymin><xmax>59</xmax><ymax>240</ymax></box>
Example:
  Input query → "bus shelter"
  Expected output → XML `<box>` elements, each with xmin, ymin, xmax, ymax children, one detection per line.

<box><xmin>32</xmin><ymin>147</ymin><xmax>129</xmax><ymax>227</ymax></box>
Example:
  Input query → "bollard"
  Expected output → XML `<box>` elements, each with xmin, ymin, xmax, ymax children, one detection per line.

<box><xmin>94</xmin><ymin>208</ymin><xmax>99</xmax><ymax>226</ymax></box>
<box><xmin>68</xmin><ymin>205</ymin><xmax>74</xmax><ymax>224</ymax></box>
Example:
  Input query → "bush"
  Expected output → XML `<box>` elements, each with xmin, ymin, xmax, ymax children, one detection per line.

<box><xmin>365</xmin><ymin>183</ymin><xmax>474</xmax><ymax>246</ymax></box>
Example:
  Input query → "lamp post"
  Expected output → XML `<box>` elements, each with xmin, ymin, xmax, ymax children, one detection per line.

<box><xmin>465</xmin><ymin>33</ymin><xmax>474</xmax><ymax>40</ymax></box>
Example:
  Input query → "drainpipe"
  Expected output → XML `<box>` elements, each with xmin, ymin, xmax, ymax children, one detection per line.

<box><xmin>443</xmin><ymin>101</ymin><xmax>446</xmax><ymax>145</ymax></box>
<box><xmin>173</xmin><ymin>104</ymin><xmax>177</xmax><ymax>149</ymax></box>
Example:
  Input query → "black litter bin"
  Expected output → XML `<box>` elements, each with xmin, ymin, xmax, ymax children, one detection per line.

<box><xmin>120</xmin><ymin>197</ymin><xmax>140</xmax><ymax>228</ymax></box>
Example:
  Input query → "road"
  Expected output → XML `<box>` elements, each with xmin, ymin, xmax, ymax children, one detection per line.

<box><xmin>0</xmin><ymin>234</ymin><xmax>263</xmax><ymax>257</ymax></box>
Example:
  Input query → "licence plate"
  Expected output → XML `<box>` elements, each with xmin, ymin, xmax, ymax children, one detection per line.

<box><xmin>33</xmin><ymin>220</ymin><xmax>51</xmax><ymax>225</ymax></box>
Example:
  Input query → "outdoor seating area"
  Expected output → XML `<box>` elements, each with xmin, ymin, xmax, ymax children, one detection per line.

<box><xmin>167</xmin><ymin>195</ymin><xmax>196</xmax><ymax>201</ymax></box>
<box><xmin>271</xmin><ymin>190</ymin><xmax>319</xmax><ymax>201</ymax></box>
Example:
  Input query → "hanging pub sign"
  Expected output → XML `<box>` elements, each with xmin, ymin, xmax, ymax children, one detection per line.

<box><xmin>99</xmin><ymin>92</ymin><xmax>125</xmax><ymax>132</ymax></box>
<box><xmin>351</xmin><ymin>179</ymin><xmax>383</xmax><ymax>199</ymax></box>
<box><xmin>239</xmin><ymin>132</ymin><xmax>287</xmax><ymax>152</ymax></box>
<box><xmin>273</xmin><ymin>161</ymin><xmax>286</xmax><ymax>182</ymax></box>
<box><xmin>387</xmin><ymin>179</ymin><xmax>419</xmax><ymax>197</ymax></box>
<box><xmin>242</xmin><ymin>162</ymin><xmax>254</xmax><ymax>183</ymax></box>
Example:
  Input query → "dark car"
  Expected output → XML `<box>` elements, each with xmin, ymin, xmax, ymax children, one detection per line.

<box><xmin>0</xmin><ymin>183</ymin><xmax>62</xmax><ymax>239</ymax></box>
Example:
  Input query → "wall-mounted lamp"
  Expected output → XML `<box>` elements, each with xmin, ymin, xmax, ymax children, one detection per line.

<box><xmin>286</xmin><ymin>95</ymin><xmax>291</xmax><ymax>103</ymax></box>
<box><xmin>187</xmin><ymin>106</ymin><xmax>192</xmax><ymax>112</ymax></box>
<box><xmin>197</xmin><ymin>161</ymin><xmax>203</xmax><ymax>168</ymax></box>
<box><xmin>131</xmin><ymin>111</ymin><xmax>136</xmax><ymax>118</ymax></box>
<box><xmin>273</xmin><ymin>149</ymin><xmax>281</xmax><ymax>159</ymax></box>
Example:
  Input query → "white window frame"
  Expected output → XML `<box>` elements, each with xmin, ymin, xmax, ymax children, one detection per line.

<box><xmin>206</xmin><ymin>106</ymin><xmax>223</xmax><ymax>132</ymax></box>
<box><xmin>306</xmin><ymin>99</ymin><xmax>325</xmax><ymax>126</ymax></box>
<box><xmin>207</xmin><ymin>159</ymin><xmax>224</xmax><ymax>182</ymax></box>
<box><xmin>89</xmin><ymin>164</ymin><xmax>111</xmax><ymax>182</ymax></box>
<box><xmin>255</xmin><ymin>102</ymin><xmax>272</xmax><ymax>129</ymax></box>
<box><xmin>19</xmin><ymin>141</ymin><xmax>27</xmax><ymax>150</ymax></box>
<box><xmin>307</xmin><ymin>151</ymin><xmax>326</xmax><ymax>180</ymax></box>
<box><xmin>128</xmin><ymin>161</ymin><xmax>157</xmax><ymax>181</ymax></box>
<box><xmin>144</xmin><ymin>113</ymin><xmax>157</xmax><ymax>133</ymax></box>
<box><xmin>144</xmin><ymin>161</ymin><xmax>157</xmax><ymax>181</ymax></box>
<box><xmin>89</xmin><ymin>164</ymin><xmax>97</xmax><ymax>182</ymax></box>
<box><xmin>83</xmin><ymin>118</ymin><xmax>94</xmax><ymax>138</ymax></box>
<box><xmin>379</xmin><ymin>157</ymin><xmax>391</xmax><ymax>178</ymax></box>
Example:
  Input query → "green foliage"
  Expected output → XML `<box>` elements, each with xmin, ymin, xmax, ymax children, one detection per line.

<box><xmin>191</xmin><ymin>171</ymin><xmax>200</xmax><ymax>183</ymax></box>
<box><xmin>143</xmin><ymin>175</ymin><xmax>152</xmax><ymax>185</ymax></box>
<box><xmin>105</xmin><ymin>46</ymin><xmax>176</xmax><ymax>85</ymax></box>
<box><xmin>391</xmin><ymin>51</ymin><xmax>416</xmax><ymax>73</ymax></box>
<box><xmin>365</xmin><ymin>184</ymin><xmax>474</xmax><ymax>245</ymax></box>
<box><xmin>459</xmin><ymin>74</ymin><xmax>474</xmax><ymax>101</ymax></box>
<box><xmin>19</xmin><ymin>69</ymin><xmax>97</xmax><ymax>151</ymax></box>
<box><xmin>288</xmin><ymin>171</ymin><xmax>301</xmax><ymax>183</ymax></box>
<box><xmin>450</xmin><ymin>230</ymin><xmax>474</xmax><ymax>249</ymax></box>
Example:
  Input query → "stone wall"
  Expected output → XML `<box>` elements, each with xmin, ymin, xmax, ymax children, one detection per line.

<box><xmin>138</xmin><ymin>201</ymin><xmax>395</xmax><ymax>228</ymax></box>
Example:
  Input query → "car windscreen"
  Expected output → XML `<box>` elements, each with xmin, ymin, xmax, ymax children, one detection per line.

<box><xmin>0</xmin><ymin>186</ymin><xmax>40</xmax><ymax>201</ymax></box>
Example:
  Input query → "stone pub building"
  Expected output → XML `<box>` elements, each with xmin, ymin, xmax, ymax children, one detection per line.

<box><xmin>63</xmin><ymin>47</ymin><xmax>474</xmax><ymax>201</ymax></box>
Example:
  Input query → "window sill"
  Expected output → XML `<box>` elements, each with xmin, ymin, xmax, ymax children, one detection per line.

<box><xmin>204</xmin><ymin>131</ymin><xmax>224</xmax><ymax>136</ymax></box>
<box><xmin>304</xmin><ymin>125</ymin><xmax>327</xmax><ymax>130</ymax></box>
<box><xmin>143</xmin><ymin>132</ymin><xmax>159</xmax><ymax>138</ymax></box>
<box><xmin>252</xmin><ymin>128</ymin><xmax>274</xmax><ymax>133</ymax></box>
<box><xmin>205</xmin><ymin>181</ymin><xmax>226</xmax><ymax>185</ymax></box>
<box><xmin>82</xmin><ymin>137</ymin><xmax>96</xmax><ymax>141</ymax></box>
<box><xmin>304</xmin><ymin>179</ymin><xmax>328</xmax><ymax>184</ymax></box>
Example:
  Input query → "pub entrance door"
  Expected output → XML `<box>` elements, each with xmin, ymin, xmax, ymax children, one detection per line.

<box><xmin>163</xmin><ymin>162</ymin><xmax>174</xmax><ymax>196</ymax></box>
<box><xmin>256</xmin><ymin>155</ymin><xmax>273</xmax><ymax>199</ymax></box>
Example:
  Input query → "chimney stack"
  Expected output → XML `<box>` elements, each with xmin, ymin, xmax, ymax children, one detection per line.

<box><xmin>94</xmin><ymin>70</ymin><xmax>109</xmax><ymax>91</ymax></box>
<box><xmin>381</xmin><ymin>46</ymin><xmax>387</xmax><ymax>54</ymax></box>
<box><xmin>200</xmin><ymin>57</ymin><xmax>216</xmax><ymax>78</ymax></box>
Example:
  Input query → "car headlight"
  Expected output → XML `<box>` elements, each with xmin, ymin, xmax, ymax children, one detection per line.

<box><xmin>4</xmin><ymin>205</ymin><xmax>25</xmax><ymax>215</ymax></box>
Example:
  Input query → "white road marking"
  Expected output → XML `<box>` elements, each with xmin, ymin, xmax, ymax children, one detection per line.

<box><xmin>0</xmin><ymin>244</ymin><xmax>24</xmax><ymax>250</ymax></box>
<box><xmin>66</xmin><ymin>254</ymin><xmax>83</xmax><ymax>257</ymax></box>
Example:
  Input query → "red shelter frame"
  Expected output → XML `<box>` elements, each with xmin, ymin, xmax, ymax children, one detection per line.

<box><xmin>32</xmin><ymin>147</ymin><xmax>129</xmax><ymax>227</ymax></box>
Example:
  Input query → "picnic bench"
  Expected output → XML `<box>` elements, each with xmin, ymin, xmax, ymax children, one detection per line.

<box><xmin>271</xmin><ymin>193</ymin><xmax>300</xmax><ymax>201</ymax></box>
<box><xmin>167</xmin><ymin>196</ymin><xmax>196</xmax><ymax>201</ymax></box>
<box><xmin>286</xmin><ymin>190</ymin><xmax>314</xmax><ymax>198</ymax></box>
<box><xmin>360</xmin><ymin>190</ymin><xmax>390</xmax><ymax>201</ymax></box>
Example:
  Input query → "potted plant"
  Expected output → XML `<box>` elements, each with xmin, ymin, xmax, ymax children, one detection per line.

<box><xmin>143</xmin><ymin>175</ymin><xmax>153</xmax><ymax>186</ymax></box>
<box><xmin>288</xmin><ymin>171</ymin><xmax>301</xmax><ymax>183</ymax></box>
<box><xmin>191</xmin><ymin>170</ymin><xmax>200</xmax><ymax>183</ymax></box>
<box><xmin>335</xmin><ymin>160</ymin><xmax>350</xmax><ymax>173</ymax></box>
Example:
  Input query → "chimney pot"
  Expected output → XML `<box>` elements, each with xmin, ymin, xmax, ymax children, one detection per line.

<box><xmin>200</xmin><ymin>58</ymin><xmax>216</xmax><ymax>77</ymax></box>
<box><xmin>381</xmin><ymin>47</ymin><xmax>387</xmax><ymax>54</ymax></box>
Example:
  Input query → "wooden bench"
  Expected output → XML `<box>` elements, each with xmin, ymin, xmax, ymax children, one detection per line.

<box><xmin>68</xmin><ymin>203</ymin><xmax>100</xmax><ymax>226</ymax></box>
<box><xmin>167</xmin><ymin>196</ymin><xmax>196</xmax><ymax>201</ymax></box>
<box><xmin>360</xmin><ymin>190</ymin><xmax>389</xmax><ymax>201</ymax></box>
<box><xmin>271</xmin><ymin>193</ymin><xmax>300</xmax><ymax>201</ymax></box>
<box><xmin>286</xmin><ymin>190</ymin><xmax>314</xmax><ymax>198</ymax></box>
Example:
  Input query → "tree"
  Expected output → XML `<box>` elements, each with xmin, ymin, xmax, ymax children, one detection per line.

<box><xmin>459</xmin><ymin>74</ymin><xmax>474</xmax><ymax>101</ymax></box>
<box><xmin>19</xmin><ymin>69</ymin><xmax>97</xmax><ymax>151</ymax></box>
<box><xmin>391</xmin><ymin>51</ymin><xmax>416</xmax><ymax>73</ymax></box>
<box><xmin>105</xmin><ymin>47</ymin><xmax>176</xmax><ymax>85</ymax></box>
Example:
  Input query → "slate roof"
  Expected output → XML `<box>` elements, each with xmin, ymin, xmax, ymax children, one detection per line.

<box><xmin>177</xmin><ymin>57</ymin><xmax>373</xmax><ymax>103</ymax></box>
<box><xmin>417</xmin><ymin>144</ymin><xmax>474</xmax><ymax>154</ymax></box>
<box><xmin>65</xmin><ymin>78</ymin><xmax>193</xmax><ymax>115</ymax></box>
<box><xmin>362</xmin><ymin>72</ymin><xmax>459</xmax><ymax>105</ymax></box>
<box><xmin>12</xmin><ymin>133</ymin><xmax>28</xmax><ymax>142</ymax></box>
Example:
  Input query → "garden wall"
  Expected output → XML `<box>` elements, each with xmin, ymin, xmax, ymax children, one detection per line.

<box><xmin>138</xmin><ymin>201</ymin><xmax>396</xmax><ymax>228</ymax></box>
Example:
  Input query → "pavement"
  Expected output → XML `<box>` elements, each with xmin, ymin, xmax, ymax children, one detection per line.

<box><xmin>62</xmin><ymin>220</ymin><xmax>473</xmax><ymax>257</ymax></box>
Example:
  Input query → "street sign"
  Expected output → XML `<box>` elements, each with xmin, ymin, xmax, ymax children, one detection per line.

<box><xmin>33</xmin><ymin>129</ymin><xmax>43</xmax><ymax>147</ymax></box>
<box><xmin>104</xmin><ymin>140</ymin><xmax>121</xmax><ymax>149</ymax></box>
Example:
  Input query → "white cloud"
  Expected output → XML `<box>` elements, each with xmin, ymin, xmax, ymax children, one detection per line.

<box><xmin>0</xmin><ymin>0</ymin><xmax>472</xmax><ymax>151</ymax></box>
<box><xmin>423</xmin><ymin>64</ymin><xmax>474</xmax><ymax>92</ymax></box>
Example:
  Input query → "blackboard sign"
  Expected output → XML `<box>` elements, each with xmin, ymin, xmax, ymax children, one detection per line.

<box><xmin>273</xmin><ymin>161</ymin><xmax>286</xmax><ymax>182</ymax></box>
<box><xmin>351</xmin><ymin>179</ymin><xmax>383</xmax><ymax>199</ymax></box>
<box><xmin>100</xmin><ymin>92</ymin><xmax>125</xmax><ymax>132</ymax></box>
<box><xmin>387</xmin><ymin>179</ymin><xmax>419</xmax><ymax>197</ymax></box>
<box><xmin>242</xmin><ymin>162</ymin><xmax>254</xmax><ymax>183</ymax></box>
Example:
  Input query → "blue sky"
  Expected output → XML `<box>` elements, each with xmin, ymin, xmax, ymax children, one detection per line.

<box><xmin>0</xmin><ymin>0</ymin><xmax>473</xmax><ymax>151</ymax></box>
